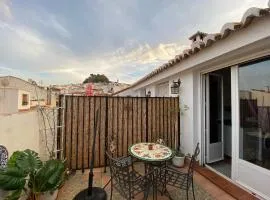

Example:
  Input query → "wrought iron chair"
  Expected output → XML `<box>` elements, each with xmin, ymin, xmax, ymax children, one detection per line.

<box><xmin>103</xmin><ymin>138</ymin><xmax>133</xmax><ymax>189</ymax></box>
<box><xmin>159</xmin><ymin>143</ymin><xmax>200</xmax><ymax>200</ymax></box>
<box><xmin>106</xmin><ymin>152</ymin><xmax>153</xmax><ymax>200</ymax></box>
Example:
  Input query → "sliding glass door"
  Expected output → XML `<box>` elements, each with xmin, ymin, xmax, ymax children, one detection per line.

<box><xmin>236</xmin><ymin>58</ymin><xmax>270</xmax><ymax>199</ymax></box>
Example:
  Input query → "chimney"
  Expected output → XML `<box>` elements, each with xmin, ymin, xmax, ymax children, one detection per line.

<box><xmin>189</xmin><ymin>31</ymin><xmax>207</xmax><ymax>44</ymax></box>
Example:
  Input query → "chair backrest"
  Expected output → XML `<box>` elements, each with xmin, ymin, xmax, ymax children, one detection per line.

<box><xmin>188</xmin><ymin>142</ymin><xmax>200</xmax><ymax>176</ymax></box>
<box><xmin>106</xmin><ymin>152</ymin><xmax>132</xmax><ymax>194</ymax></box>
<box><xmin>156</xmin><ymin>138</ymin><xmax>166</xmax><ymax>145</ymax></box>
<box><xmin>107</xmin><ymin>137</ymin><xmax>117</xmax><ymax>156</ymax></box>
<box><xmin>0</xmin><ymin>145</ymin><xmax>8</xmax><ymax>168</ymax></box>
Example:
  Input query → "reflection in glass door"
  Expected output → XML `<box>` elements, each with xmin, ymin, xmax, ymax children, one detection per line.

<box><xmin>237</xmin><ymin>57</ymin><xmax>270</xmax><ymax>199</ymax></box>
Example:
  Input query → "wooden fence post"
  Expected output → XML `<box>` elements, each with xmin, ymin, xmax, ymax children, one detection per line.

<box><xmin>104</xmin><ymin>96</ymin><xmax>109</xmax><ymax>173</ymax></box>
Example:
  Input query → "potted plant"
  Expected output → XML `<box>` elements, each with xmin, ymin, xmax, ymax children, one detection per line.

<box><xmin>0</xmin><ymin>149</ymin><xmax>66</xmax><ymax>200</ymax></box>
<box><xmin>172</xmin><ymin>148</ymin><xmax>186</xmax><ymax>167</ymax></box>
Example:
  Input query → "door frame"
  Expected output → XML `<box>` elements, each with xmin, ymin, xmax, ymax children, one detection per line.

<box><xmin>197</xmin><ymin>52</ymin><xmax>270</xmax><ymax>198</ymax></box>
<box><xmin>204</xmin><ymin>73</ymin><xmax>225</xmax><ymax>163</ymax></box>
<box><xmin>200</xmin><ymin>66</ymin><xmax>234</xmax><ymax>179</ymax></box>
<box><xmin>200</xmin><ymin>64</ymin><xmax>270</xmax><ymax>199</ymax></box>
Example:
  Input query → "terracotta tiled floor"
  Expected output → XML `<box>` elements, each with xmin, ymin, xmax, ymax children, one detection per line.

<box><xmin>58</xmin><ymin>163</ymin><xmax>236</xmax><ymax>200</ymax></box>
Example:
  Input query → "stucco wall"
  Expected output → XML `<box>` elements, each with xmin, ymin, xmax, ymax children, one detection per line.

<box><xmin>0</xmin><ymin>111</ymin><xmax>40</xmax><ymax>156</ymax></box>
<box><xmin>0</xmin><ymin>109</ymin><xmax>56</xmax><ymax>161</ymax></box>
<box><xmin>0</xmin><ymin>76</ymin><xmax>57</xmax><ymax>108</ymax></box>
<box><xmin>179</xmin><ymin>71</ymin><xmax>194</xmax><ymax>154</ymax></box>
<box><xmin>0</xmin><ymin>88</ymin><xmax>18</xmax><ymax>114</ymax></box>
<box><xmin>0</xmin><ymin>76</ymin><xmax>48</xmax><ymax>101</ymax></box>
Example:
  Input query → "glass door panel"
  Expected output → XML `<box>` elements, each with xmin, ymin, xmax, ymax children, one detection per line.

<box><xmin>237</xmin><ymin>57</ymin><xmax>270</xmax><ymax>199</ymax></box>
<box><xmin>239</xmin><ymin>58</ymin><xmax>270</xmax><ymax>170</ymax></box>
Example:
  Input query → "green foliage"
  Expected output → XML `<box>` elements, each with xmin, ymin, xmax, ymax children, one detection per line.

<box><xmin>83</xmin><ymin>73</ymin><xmax>110</xmax><ymax>83</ymax></box>
<box><xmin>15</xmin><ymin>149</ymin><xmax>42</xmax><ymax>174</ymax></box>
<box><xmin>0</xmin><ymin>149</ymin><xmax>66</xmax><ymax>200</ymax></box>
<box><xmin>33</xmin><ymin>160</ymin><xmax>65</xmax><ymax>193</ymax></box>
<box><xmin>7</xmin><ymin>151</ymin><xmax>24</xmax><ymax>168</ymax></box>
<box><xmin>0</xmin><ymin>168</ymin><xmax>26</xmax><ymax>190</ymax></box>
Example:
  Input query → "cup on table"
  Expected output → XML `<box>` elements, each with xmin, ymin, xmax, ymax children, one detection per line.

<box><xmin>148</xmin><ymin>143</ymin><xmax>154</xmax><ymax>150</ymax></box>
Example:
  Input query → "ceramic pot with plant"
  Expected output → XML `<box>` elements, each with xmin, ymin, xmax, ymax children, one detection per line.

<box><xmin>172</xmin><ymin>149</ymin><xmax>185</xmax><ymax>167</ymax></box>
<box><xmin>0</xmin><ymin>149</ymin><xmax>66</xmax><ymax>200</ymax></box>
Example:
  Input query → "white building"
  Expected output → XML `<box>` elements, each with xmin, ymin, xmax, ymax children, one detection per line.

<box><xmin>0</xmin><ymin>76</ymin><xmax>57</xmax><ymax>114</ymax></box>
<box><xmin>114</xmin><ymin>4</ymin><xmax>270</xmax><ymax>200</ymax></box>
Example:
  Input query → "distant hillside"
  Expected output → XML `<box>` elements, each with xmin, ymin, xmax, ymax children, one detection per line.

<box><xmin>52</xmin><ymin>81</ymin><xmax>130</xmax><ymax>96</ymax></box>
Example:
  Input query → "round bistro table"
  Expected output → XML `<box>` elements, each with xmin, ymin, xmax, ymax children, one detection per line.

<box><xmin>128</xmin><ymin>142</ymin><xmax>174</xmax><ymax>200</ymax></box>
<box><xmin>129</xmin><ymin>142</ymin><xmax>173</xmax><ymax>162</ymax></box>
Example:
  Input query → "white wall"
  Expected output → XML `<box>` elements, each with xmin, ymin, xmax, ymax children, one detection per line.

<box><xmin>0</xmin><ymin>88</ymin><xmax>18</xmax><ymax>114</ymax></box>
<box><xmin>0</xmin><ymin>111</ymin><xmax>40</xmax><ymax>156</ymax></box>
<box><xmin>0</xmin><ymin>109</ymin><xmax>56</xmax><ymax>161</ymax></box>
<box><xmin>145</xmin><ymin>85</ymin><xmax>156</xmax><ymax>97</ymax></box>
<box><xmin>179</xmin><ymin>71</ymin><xmax>194</xmax><ymax>154</ymax></box>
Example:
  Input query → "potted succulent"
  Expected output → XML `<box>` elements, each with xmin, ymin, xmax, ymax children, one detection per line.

<box><xmin>172</xmin><ymin>148</ymin><xmax>186</xmax><ymax>167</ymax></box>
<box><xmin>0</xmin><ymin>149</ymin><xmax>66</xmax><ymax>200</ymax></box>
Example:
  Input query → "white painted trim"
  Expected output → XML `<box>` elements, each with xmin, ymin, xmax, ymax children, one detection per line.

<box><xmin>199</xmin><ymin>50</ymin><xmax>270</xmax><ymax>75</ymax></box>
<box><xmin>238</xmin><ymin>159</ymin><xmax>270</xmax><ymax>177</ymax></box>
<box><xmin>206</xmin><ymin>163</ymin><xmax>268</xmax><ymax>200</ymax></box>
<box><xmin>199</xmin><ymin>72</ymin><xmax>205</xmax><ymax>165</ymax></box>
<box><xmin>205</xmin><ymin>164</ymin><xmax>264</xmax><ymax>200</ymax></box>
<box><xmin>235</xmin><ymin>180</ymin><xmax>269</xmax><ymax>200</ymax></box>
<box><xmin>231</xmin><ymin>66</ymin><xmax>238</xmax><ymax>181</ymax></box>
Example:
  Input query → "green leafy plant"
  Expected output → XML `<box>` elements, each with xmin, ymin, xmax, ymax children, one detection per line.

<box><xmin>0</xmin><ymin>149</ymin><xmax>66</xmax><ymax>200</ymax></box>
<box><xmin>83</xmin><ymin>73</ymin><xmax>110</xmax><ymax>83</ymax></box>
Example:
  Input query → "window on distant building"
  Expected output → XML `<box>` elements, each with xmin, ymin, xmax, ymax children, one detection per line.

<box><xmin>22</xmin><ymin>94</ymin><xmax>29</xmax><ymax>106</ymax></box>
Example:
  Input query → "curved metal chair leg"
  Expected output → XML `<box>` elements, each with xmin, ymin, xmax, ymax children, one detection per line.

<box><xmin>192</xmin><ymin>178</ymin><xmax>195</xmax><ymax>200</ymax></box>
<box><xmin>103</xmin><ymin>178</ymin><xmax>111</xmax><ymax>189</ymax></box>
<box><xmin>110</xmin><ymin>184</ymin><xmax>113</xmax><ymax>200</ymax></box>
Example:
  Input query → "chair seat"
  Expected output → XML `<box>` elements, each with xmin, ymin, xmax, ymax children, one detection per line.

<box><xmin>158</xmin><ymin>167</ymin><xmax>190</xmax><ymax>190</ymax></box>
<box><xmin>115</xmin><ymin>156</ymin><xmax>132</xmax><ymax>167</ymax></box>
<box><xmin>113</xmin><ymin>170</ymin><xmax>150</xmax><ymax>198</ymax></box>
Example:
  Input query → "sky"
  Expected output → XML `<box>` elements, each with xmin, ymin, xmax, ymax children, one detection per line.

<box><xmin>0</xmin><ymin>0</ymin><xmax>268</xmax><ymax>85</ymax></box>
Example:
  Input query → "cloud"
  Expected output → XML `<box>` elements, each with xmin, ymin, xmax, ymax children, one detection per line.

<box><xmin>35</xmin><ymin>42</ymin><xmax>187</xmax><ymax>84</ymax></box>
<box><xmin>0</xmin><ymin>0</ymin><xmax>267</xmax><ymax>85</ymax></box>
<box><xmin>37</xmin><ymin>14</ymin><xmax>71</xmax><ymax>39</ymax></box>
<box><xmin>50</xmin><ymin>16</ymin><xmax>71</xmax><ymax>39</ymax></box>
<box><xmin>0</xmin><ymin>0</ymin><xmax>12</xmax><ymax>19</ymax></box>
<box><xmin>0</xmin><ymin>12</ymin><xmax>188</xmax><ymax>84</ymax></box>
<box><xmin>112</xmin><ymin>43</ymin><xmax>188</xmax><ymax>65</ymax></box>
<box><xmin>194</xmin><ymin>0</ymin><xmax>268</xmax><ymax>34</ymax></box>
